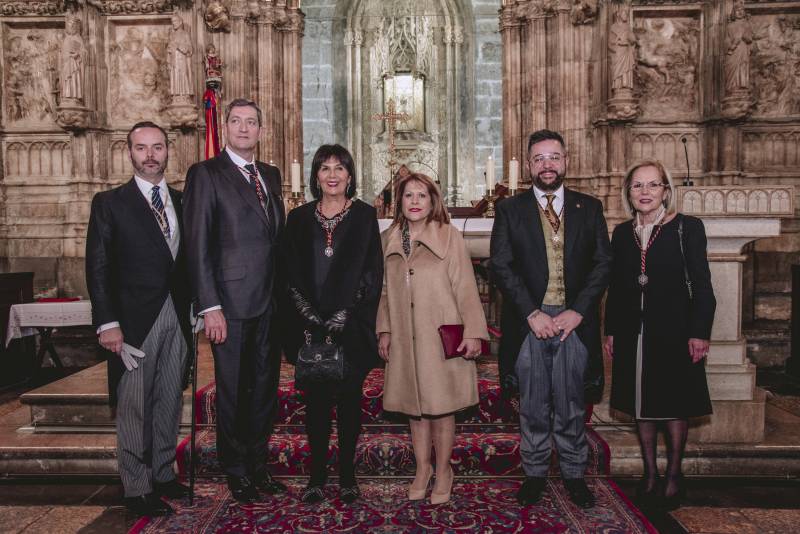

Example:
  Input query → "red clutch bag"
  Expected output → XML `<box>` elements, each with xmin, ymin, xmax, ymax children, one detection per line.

<box><xmin>438</xmin><ymin>324</ymin><xmax>490</xmax><ymax>359</ymax></box>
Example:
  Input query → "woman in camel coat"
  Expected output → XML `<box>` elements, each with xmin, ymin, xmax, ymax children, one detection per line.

<box><xmin>377</xmin><ymin>172</ymin><xmax>488</xmax><ymax>505</ymax></box>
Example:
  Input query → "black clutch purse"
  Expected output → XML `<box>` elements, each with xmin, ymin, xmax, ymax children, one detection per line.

<box><xmin>295</xmin><ymin>330</ymin><xmax>346</xmax><ymax>389</ymax></box>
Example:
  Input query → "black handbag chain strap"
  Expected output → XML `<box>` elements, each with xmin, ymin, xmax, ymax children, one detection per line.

<box><xmin>677</xmin><ymin>216</ymin><xmax>693</xmax><ymax>300</ymax></box>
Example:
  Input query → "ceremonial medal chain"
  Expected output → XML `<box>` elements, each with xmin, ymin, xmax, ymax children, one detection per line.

<box><xmin>315</xmin><ymin>200</ymin><xmax>351</xmax><ymax>257</ymax></box>
<box><xmin>632</xmin><ymin>223</ymin><xmax>663</xmax><ymax>287</ymax></box>
<box><xmin>151</xmin><ymin>206</ymin><xmax>170</xmax><ymax>237</ymax></box>
<box><xmin>537</xmin><ymin>201</ymin><xmax>563</xmax><ymax>245</ymax></box>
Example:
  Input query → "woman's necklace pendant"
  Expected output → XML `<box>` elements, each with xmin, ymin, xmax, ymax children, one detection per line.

<box><xmin>324</xmin><ymin>246</ymin><xmax>334</xmax><ymax>257</ymax></box>
<box><xmin>638</xmin><ymin>273</ymin><xmax>649</xmax><ymax>287</ymax></box>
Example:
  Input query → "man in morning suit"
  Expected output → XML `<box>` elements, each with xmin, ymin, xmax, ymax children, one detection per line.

<box><xmin>490</xmin><ymin>129</ymin><xmax>611</xmax><ymax>508</ymax></box>
<box><xmin>86</xmin><ymin>121</ymin><xmax>191</xmax><ymax>517</ymax></box>
<box><xmin>183</xmin><ymin>98</ymin><xmax>287</xmax><ymax>502</ymax></box>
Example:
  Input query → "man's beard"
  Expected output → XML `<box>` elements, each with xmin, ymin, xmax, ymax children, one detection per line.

<box><xmin>533</xmin><ymin>170</ymin><xmax>565</xmax><ymax>192</ymax></box>
<box><xmin>133</xmin><ymin>156</ymin><xmax>168</xmax><ymax>180</ymax></box>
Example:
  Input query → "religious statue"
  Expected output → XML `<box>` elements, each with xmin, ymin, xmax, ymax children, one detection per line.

<box><xmin>609</xmin><ymin>9</ymin><xmax>636</xmax><ymax>92</ymax></box>
<box><xmin>204</xmin><ymin>1</ymin><xmax>231</xmax><ymax>33</ymax></box>
<box><xmin>205</xmin><ymin>44</ymin><xmax>223</xmax><ymax>79</ymax></box>
<box><xmin>167</xmin><ymin>15</ymin><xmax>194</xmax><ymax>98</ymax></box>
<box><xmin>724</xmin><ymin>1</ymin><xmax>752</xmax><ymax>94</ymax></box>
<box><xmin>60</xmin><ymin>17</ymin><xmax>85</xmax><ymax>102</ymax></box>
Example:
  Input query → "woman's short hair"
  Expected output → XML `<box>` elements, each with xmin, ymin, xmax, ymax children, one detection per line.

<box><xmin>308</xmin><ymin>144</ymin><xmax>357</xmax><ymax>200</ymax></box>
<box><xmin>392</xmin><ymin>172</ymin><xmax>450</xmax><ymax>227</ymax></box>
<box><xmin>621</xmin><ymin>159</ymin><xmax>678</xmax><ymax>217</ymax></box>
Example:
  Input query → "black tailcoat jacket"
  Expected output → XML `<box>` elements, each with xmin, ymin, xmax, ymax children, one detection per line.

<box><xmin>489</xmin><ymin>188</ymin><xmax>612</xmax><ymax>403</ymax></box>
<box><xmin>85</xmin><ymin>179</ymin><xmax>192</xmax><ymax>406</ymax></box>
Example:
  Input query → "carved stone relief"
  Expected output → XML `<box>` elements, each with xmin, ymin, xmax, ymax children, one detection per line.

<box><xmin>3</xmin><ymin>25</ymin><xmax>61</xmax><ymax>127</ymax></box>
<box><xmin>608</xmin><ymin>6</ymin><xmax>638</xmax><ymax>119</ymax></box>
<box><xmin>722</xmin><ymin>0</ymin><xmax>753</xmax><ymax>117</ymax></box>
<box><xmin>634</xmin><ymin>14</ymin><xmax>700</xmax><ymax>119</ymax></box>
<box><xmin>4</xmin><ymin>138</ymin><xmax>72</xmax><ymax>177</ymax></box>
<box><xmin>750</xmin><ymin>13</ymin><xmax>800</xmax><ymax>116</ymax></box>
<box><xmin>743</xmin><ymin>130</ymin><xmax>800</xmax><ymax>170</ymax></box>
<box><xmin>678</xmin><ymin>186</ymin><xmax>794</xmax><ymax>216</ymax></box>
<box><xmin>630</xmin><ymin>130</ymin><xmax>701</xmax><ymax>173</ymax></box>
<box><xmin>108</xmin><ymin>23</ymin><xmax>171</xmax><ymax>123</ymax></box>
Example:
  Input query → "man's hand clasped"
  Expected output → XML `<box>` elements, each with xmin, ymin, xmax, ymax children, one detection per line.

<box><xmin>99</xmin><ymin>326</ymin><xmax>124</xmax><ymax>353</ymax></box>
<box><xmin>528</xmin><ymin>309</ymin><xmax>583</xmax><ymax>341</ymax></box>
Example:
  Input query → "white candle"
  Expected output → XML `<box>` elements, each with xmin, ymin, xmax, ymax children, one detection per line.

<box><xmin>291</xmin><ymin>159</ymin><xmax>301</xmax><ymax>193</ymax></box>
<box><xmin>485</xmin><ymin>155</ymin><xmax>495</xmax><ymax>194</ymax></box>
<box><xmin>509</xmin><ymin>157</ymin><xmax>519</xmax><ymax>190</ymax></box>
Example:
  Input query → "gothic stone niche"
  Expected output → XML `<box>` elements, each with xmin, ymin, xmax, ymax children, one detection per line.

<box><xmin>4</xmin><ymin>138</ymin><xmax>72</xmax><ymax>178</ymax></box>
<box><xmin>3</xmin><ymin>22</ymin><xmax>63</xmax><ymax>128</ymax></box>
<box><xmin>630</xmin><ymin>128</ymin><xmax>701</xmax><ymax>173</ymax></box>
<box><xmin>749</xmin><ymin>12</ymin><xmax>800</xmax><ymax>117</ymax></box>
<box><xmin>742</xmin><ymin>129</ymin><xmax>800</xmax><ymax>171</ymax></box>
<box><xmin>633</xmin><ymin>10</ymin><xmax>701</xmax><ymax>120</ymax></box>
<box><xmin>107</xmin><ymin>20</ymin><xmax>172</xmax><ymax>124</ymax></box>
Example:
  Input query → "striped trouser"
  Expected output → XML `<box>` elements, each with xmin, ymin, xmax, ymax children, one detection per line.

<box><xmin>515</xmin><ymin>304</ymin><xmax>589</xmax><ymax>479</ymax></box>
<box><xmin>116</xmin><ymin>296</ymin><xmax>187</xmax><ymax>497</ymax></box>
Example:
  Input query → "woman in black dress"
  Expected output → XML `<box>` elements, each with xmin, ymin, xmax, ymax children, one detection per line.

<box><xmin>605</xmin><ymin>159</ymin><xmax>715</xmax><ymax>509</ymax></box>
<box><xmin>282</xmin><ymin>144</ymin><xmax>383</xmax><ymax>504</ymax></box>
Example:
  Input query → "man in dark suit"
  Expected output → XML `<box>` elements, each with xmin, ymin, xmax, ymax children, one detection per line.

<box><xmin>86</xmin><ymin>121</ymin><xmax>191</xmax><ymax>517</ymax></box>
<box><xmin>183</xmin><ymin>98</ymin><xmax>286</xmax><ymax>502</ymax></box>
<box><xmin>490</xmin><ymin>129</ymin><xmax>611</xmax><ymax>508</ymax></box>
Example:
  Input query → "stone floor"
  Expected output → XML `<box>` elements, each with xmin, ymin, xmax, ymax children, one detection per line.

<box><xmin>0</xmin><ymin>368</ymin><xmax>797</xmax><ymax>533</ymax></box>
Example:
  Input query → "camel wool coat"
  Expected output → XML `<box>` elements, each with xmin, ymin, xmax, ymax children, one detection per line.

<box><xmin>377</xmin><ymin>221</ymin><xmax>488</xmax><ymax>417</ymax></box>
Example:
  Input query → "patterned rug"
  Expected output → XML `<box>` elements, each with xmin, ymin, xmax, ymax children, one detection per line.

<box><xmin>130</xmin><ymin>478</ymin><xmax>657</xmax><ymax>534</ymax></box>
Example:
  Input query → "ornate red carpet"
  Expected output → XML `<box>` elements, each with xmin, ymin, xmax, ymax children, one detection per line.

<box><xmin>132</xmin><ymin>361</ymin><xmax>656</xmax><ymax>533</ymax></box>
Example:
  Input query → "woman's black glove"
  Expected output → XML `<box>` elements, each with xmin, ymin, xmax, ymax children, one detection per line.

<box><xmin>289</xmin><ymin>287</ymin><xmax>322</xmax><ymax>325</ymax></box>
<box><xmin>324</xmin><ymin>309</ymin><xmax>349</xmax><ymax>333</ymax></box>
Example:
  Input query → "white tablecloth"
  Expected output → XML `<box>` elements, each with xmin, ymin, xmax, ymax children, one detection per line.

<box><xmin>5</xmin><ymin>301</ymin><xmax>93</xmax><ymax>347</ymax></box>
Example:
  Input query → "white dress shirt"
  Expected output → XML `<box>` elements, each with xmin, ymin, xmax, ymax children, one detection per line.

<box><xmin>532</xmin><ymin>184</ymin><xmax>565</xmax><ymax>215</ymax></box>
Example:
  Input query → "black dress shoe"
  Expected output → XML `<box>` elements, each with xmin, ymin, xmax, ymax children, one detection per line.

<box><xmin>252</xmin><ymin>471</ymin><xmax>288</xmax><ymax>494</ymax></box>
<box><xmin>564</xmin><ymin>478</ymin><xmax>595</xmax><ymax>509</ymax></box>
<box><xmin>227</xmin><ymin>475</ymin><xmax>259</xmax><ymax>504</ymax></box>
<box><xmin>340</xmin><ymin>484</ymin><xmax>361</xmax><ymax>504</ymax></box>
<box><xmin>153</xmin><ymin>479</ymin><xmax>190</xmax><ymax>499</ymax></box>
<box><xmin>301</xmin><ymin>484</ymin><xmax>326</xmax><ymax>504</ymax></box>
<box><xmin>516</xmin><ymin>477</ymin><xmax>547</xmax><ymax>506</ymax></box>
<box><xmin>124</xmin><ymin>493</ymin><xmax>174</xmax><ymax>517</ymax></box>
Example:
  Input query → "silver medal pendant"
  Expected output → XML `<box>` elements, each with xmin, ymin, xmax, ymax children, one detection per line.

<box><xmin>638</xmin><ymin>273</ymin><xmax>649</xmax><ymax>287</ymax></box>
<box><xmin>324</xmin><ymin>246</ymin><xmax>334</xmax><ymax>257</ymax></box>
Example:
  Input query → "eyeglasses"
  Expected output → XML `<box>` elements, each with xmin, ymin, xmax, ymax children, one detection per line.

<box><xmin>629</xmin><ymin>181</ymin><xmax>667</xmax><ymax>193</ymax></box>
<box><xmin>530</xmin><ymin>153</ymin><xmax>564</xmax><ymax>165</ymax></box>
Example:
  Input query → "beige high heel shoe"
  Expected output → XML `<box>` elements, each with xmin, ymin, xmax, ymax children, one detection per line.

<box><xmin>430</xmin><ymin>466</ymin><xmax>453</xmax><ymax>505</ymax></box>
<box><xmin>408</xmin><ymin>464</ymin><xmax>433</xmax><ymax>500</ymax></box>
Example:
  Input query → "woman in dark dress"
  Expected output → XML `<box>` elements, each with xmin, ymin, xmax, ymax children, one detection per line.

<box><xmin>282</xmin><ymin>144</ymin><xmax>383</xmax><ymax>504</ymax></box>
<box><xmin>605</xmin><ymin>159</ymin><xmax>716</xmax><ymax>509</ymax></box>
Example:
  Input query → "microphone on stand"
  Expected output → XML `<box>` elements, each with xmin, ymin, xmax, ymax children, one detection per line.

<box><xmin>681</xmin><ymin>137</ymin><xmax>693</xmax><ymax>186</ymax></box>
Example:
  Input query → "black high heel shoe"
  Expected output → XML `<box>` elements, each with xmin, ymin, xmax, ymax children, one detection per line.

<box><xmin>635</xmin><ymin>475</ymin><xmax>660</xmax><ymax>507</ymax></box>
<box><xmin>661</xmin><ymin>475</ymin><xmax>685</xmax><ymax>511</ymax></box>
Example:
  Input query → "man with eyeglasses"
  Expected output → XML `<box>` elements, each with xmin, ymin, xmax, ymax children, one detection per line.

<box><xmin>183</xmin><ymin>98</ymin><xmax>287</xmax><ymax>502</ymax></box>
<box><xmin>490</xmin><ymin>129</ymin><xmax>611</xmax><ymax>509</ymax></box>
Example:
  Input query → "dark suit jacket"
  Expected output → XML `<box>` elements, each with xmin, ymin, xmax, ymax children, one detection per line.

<box><xmin>183</xmin><ymin>151</ymin><xmax>285</xmax><ymax>320</ymax></box>
<box><xmin>280</xmin><ymin>200</ymin><xmax>383</xmax><ymax>372</ymax></box>
<box><xmin>85</xmin><ymin>179</ymin><xmax>192</xmax><ymax>406</ymax></box>
<box><xmin>489</xmin><ymin>188</ymin><xmax>612</xmax><ymax>403</ymax></box>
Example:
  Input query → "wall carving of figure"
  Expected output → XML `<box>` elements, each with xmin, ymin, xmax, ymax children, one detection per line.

<box><xmin>635</xmin><ymin>16</ymin><xmax>700</xmax><ymax>119</ymax></box>
<box><xmin>3</xmin><ymin>30</ymin><xmax>59</xmax><ymax>125</ymax></box>
<box><xmin>60</xmin><ymin>17</ymin><xmax>86</xmax><ymax>102</ymax></box>
<box><xmin>570</xmin><ymin>0</ymin><xmax>597</xmax><ymax>26</ymax></box>
<box><xmin>205</xmin><ymin>44</ymin><xmax>223</xmax><ymax>79</ymax></box>
<box><xmin>204</xmin><ymin>0</ymin><xmax>231</xmax><ymax>33</ymax></box>
<box><xmin>721</xmin><ymin>0</ymin><xmax>753</xmax><ymax>117</ymax></box>
<box><xmin>750</xmin><ymin>14</ymin><xmax>800</xmax><ymax>116</ymax></box>
<box><xmin>167</xmin><ymin>15</ymin><xmax>193</xmax><ymax>98</ymax></box>
<box><xmin>610</xmin><ymin>9</ymin><xmax>636</xmax><ymax>91</ymax></box>
<box><xmin>109</xmin><ymin>25</ymin><xmax>169</xmax><ymax>122</ymax></box>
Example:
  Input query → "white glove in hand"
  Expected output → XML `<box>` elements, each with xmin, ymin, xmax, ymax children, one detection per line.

<box><xmin>120</xmin><ymin>343</ymin><xmax>145</xmax><ymax>371</ymax></box>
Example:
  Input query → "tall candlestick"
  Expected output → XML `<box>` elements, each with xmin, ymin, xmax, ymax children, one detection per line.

<box><xmin>291</xmin><ymin>159</ymin><xmax>301</xmax><ymax>193</ymax></box>
<box><xmin>485</xmin><ymin>155</ymin><xmax>495</xmax><ymax>193</ymax></box>
<box><xmin>509</xmin><ymin>157</ymin><xmax>519</xmax><ymax>190</ymax></box>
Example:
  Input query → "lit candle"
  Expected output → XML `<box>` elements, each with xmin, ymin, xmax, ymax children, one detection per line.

<box><xmin>291</xmin><ymin>159</ymin><xmax>301</xmax><ymax>193</ymax></box>
<box><xmin>509</xmin><ymin>157</ymin><xmax>519</xmax><ymax>190</ymax></box>
<box><xmin>485</xmin><ymin>155</ymin><xmax>495</xmax><ymax>194</ymax></box>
